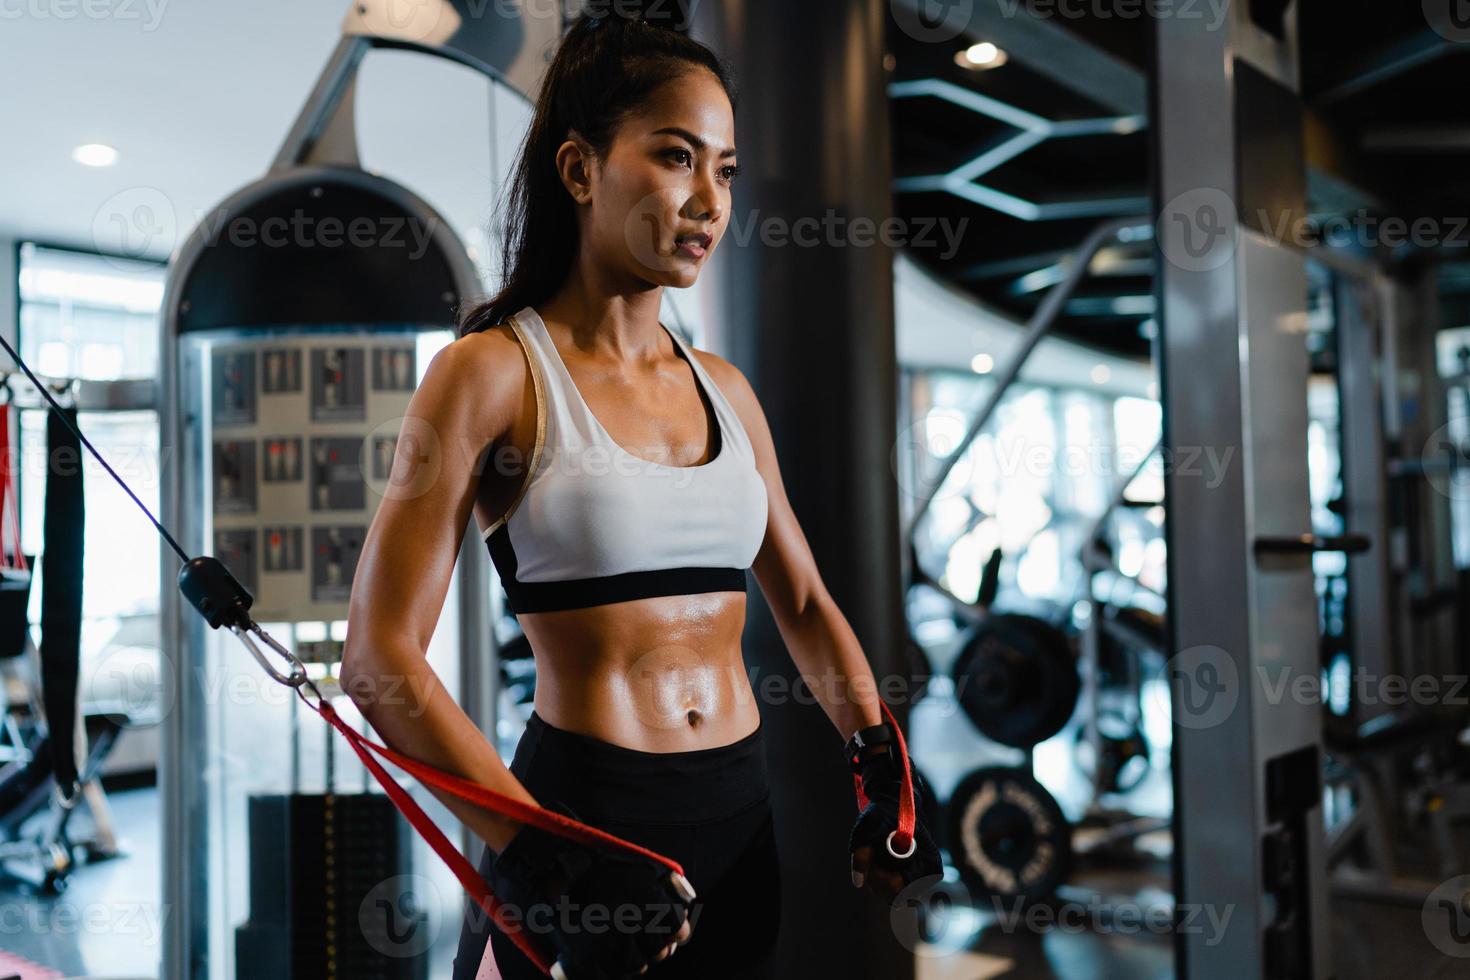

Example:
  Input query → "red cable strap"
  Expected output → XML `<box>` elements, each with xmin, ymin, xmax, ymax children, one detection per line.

<box><xmin>850</xmin><ymin>700</ymin><xmax>917</xmax><ymax>854</ymax></box>
<box><xmin>312</xmin><ymin>699</ymin><xmax>686</xmax><ymax>977</ymax></box>
<box><xmin>0</xmin><ymin>407</ymin><xmax>26</xmax><ymax>573</ymax></box>
<box><xmin>305</xmin><ymin>696</ymin><xmax>915</xmax><ymax>975</ymax></box>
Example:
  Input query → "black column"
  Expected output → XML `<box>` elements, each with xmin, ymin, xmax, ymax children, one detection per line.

<box><xmin>695</xmin><ymin>2</ymin><xmax>910</xmax><ymax>977</ymax></box>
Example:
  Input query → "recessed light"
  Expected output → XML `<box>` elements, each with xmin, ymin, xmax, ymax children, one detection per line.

<box><xmin>955</xmin><ymin>42</ymin><xmax>1007</xmax><ymax>70</ymax></box>
<box><xmin>1090</xmin><ymin>364</ymin><xmax>1112</xmax><ymax>385</ymax></box>
<box><xmin>971</xmin><ymin>353</ymin><xmax>995</xmax><ymax>375</ymax></box>
<box><xmin>72</xmin><ymin>143</ymin><xmax>119</xmax><ymax>167</ymax></box>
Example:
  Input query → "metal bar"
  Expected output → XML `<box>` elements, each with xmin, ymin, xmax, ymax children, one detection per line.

<box><xmin>1254</xmin><ymin>534</ymin><xmax>1372</xmax><ymax>555</ymax></box>
<box><xmin>1311</xmin><ymin>31</ymin><xmax>1454</xmax><ymax>107</ymax></box>
<box><xmin>0</xmin><ymin>374</ymin><xmax>155</xmax><ymax>412</ymax></box>
<box><xmin>1081</xmin><ymin>439</ymin><xmax>1163</xmax><ymax>560</ymax></box>
<box><xmin>269</xmin><ymin>35</ymin><xmax>370</xmax><ymax>173</ymax></box>
<box><xmin>889</xmin><ymin>0</ymin><xmax>1147</xmax><ymax>115</ymax></box>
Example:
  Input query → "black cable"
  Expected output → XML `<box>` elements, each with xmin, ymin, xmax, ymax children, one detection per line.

<box><xmin>0</xmin><ymin>332</ymin><xmax>192</xmax><ymax>565</ymax></box>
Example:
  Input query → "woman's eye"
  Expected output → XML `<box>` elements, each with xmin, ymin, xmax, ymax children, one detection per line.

<box><xmin>720</xmin><ymin>164</ymin><xmax>742</xmax><ymax>183</ymax></box>
<box><xmin>665</xmin><ymin>148</ymin><xmax>693</xmax><ymax>167</ymax></box>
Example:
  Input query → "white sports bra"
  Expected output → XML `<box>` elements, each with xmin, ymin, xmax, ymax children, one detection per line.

<box><xmin>482</xmin><ymin>306</ymin><xmax>769</xmax><ymax>613</ymax></box>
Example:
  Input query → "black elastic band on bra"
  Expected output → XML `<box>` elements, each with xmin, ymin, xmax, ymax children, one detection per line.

<box><xmin>508</xmin><ymin>564</ymin><xmax>745</xmax><ymax>613</ymax></box>
<box><xmin>485</xmin><ymin>524</ymin><xmax>747</xmax><ymax>613</ymax></box>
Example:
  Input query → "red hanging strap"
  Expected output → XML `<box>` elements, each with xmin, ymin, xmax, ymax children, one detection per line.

<box><xmin>0</xmin><ymin>406</ymin><xmax>26</xmax><ymax>573</ymax></box>
<box><xmin>310</xmin><ymin>698</ymin><xmax>687</xmax><ymax>977</ymax></box>
<box><xmin>850</xmin><ymin>700</ymin><xmax>917</xmax><ymax>856</ymax></box>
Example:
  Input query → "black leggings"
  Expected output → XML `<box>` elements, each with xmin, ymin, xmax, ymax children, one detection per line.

<box><xmin>451</xmin><ymin>711</ymin><xmax>781</xmax><ymax>979</ymax></box>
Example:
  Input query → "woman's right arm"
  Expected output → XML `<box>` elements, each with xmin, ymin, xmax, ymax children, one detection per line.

<box><xmin>339</xmin><ymin>330</ymin><xmax>532</xmax><ymax>853</ymax></box>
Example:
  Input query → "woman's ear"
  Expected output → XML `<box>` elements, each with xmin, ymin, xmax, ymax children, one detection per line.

<box><xmin>555</xmin><ymin>135</ymin><xmax>596</xmax><ymax>206</ymax></box>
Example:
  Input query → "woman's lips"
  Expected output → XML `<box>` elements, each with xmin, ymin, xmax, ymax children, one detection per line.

<box><xmin>676</xmin><ymin>239</ymin><xmax>707</xmax><ymax>259</ymax></box>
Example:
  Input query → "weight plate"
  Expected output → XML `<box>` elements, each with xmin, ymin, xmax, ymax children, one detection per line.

<box><xmin>952</xmin><ymin>614</ymin><xmax>1081</xmax><ymax>748</ymax></box>
<box><xmin>946</xmin><ymin>766</ymin><xmax>1072</xmax><ymax>903</ymax></box>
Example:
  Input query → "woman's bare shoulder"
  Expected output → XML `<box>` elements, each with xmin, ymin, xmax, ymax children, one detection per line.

<box><xmin>685</xmin><ymin>343</ymin><xmax>756</xmax><ymax>408</ymax></box>
<box><xmin>422</xmin><ymin>322</ymin><xmax>532</xmax><ymax>446</ymax></box>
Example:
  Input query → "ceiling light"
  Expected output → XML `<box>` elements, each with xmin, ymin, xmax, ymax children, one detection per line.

<box><xmin>971</xmin><ymin>353</ymin><xmax>995</xmax><ymax>374</ymax></box>
<box><xmin>955</xmin><ymin>42</ymin><xmax>1007</xmax><ymax>70</ymax></box>
<box><xmin>1090</xmin><ymin>364</ymin><xmax>1112</xmax><ymax>385</ymax></box>
<box><xmin>72</xmin><ymin>143</ymin><xmax>119</xmax><ymax>167</ymax></box>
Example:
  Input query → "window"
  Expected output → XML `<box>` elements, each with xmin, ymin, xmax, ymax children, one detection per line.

<box><xmin>15</xmin><ymin>243</ymin><xmax>166</xmax><ymax>725</ymax></box>
<box><xmin>907</xmin><ymin>369</ymin><xmax>1163</xmax><ymax>611</ymax></box>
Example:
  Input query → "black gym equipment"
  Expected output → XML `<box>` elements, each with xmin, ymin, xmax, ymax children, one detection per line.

<box><xmin>234</xmin><ymin>793</ymin><xmax>427</xmax><ymax>979</ymax></box>
<box><xmin>0</xmin><ymin>566</ymin><xmax>31</xmax><ymax>661</ymax></box>
<box><xmin>1324</xmin><ymin>707</ymin><xmax>1470</xmax><ymax>907</ymax></box>
<box><xmin>39</xmin><ymin>404</ymin><xmax>85</xmax><ymax>806</ymax></box>
<box><xmin>951</xmin><ymin>612</ymin><xmax>1080</xmax><ymax>750</ymax></box>
<box><xmin>0</xmin><ymin>391</ymin><xmax>130</xmax><ymax>893</ymax></box>
<box><xmin>0</xmin><ymin>711</ymin><xmax>124</xmax><ymax>893</ymax></box>
<box><xmin>1072</xmin><ymin>710</ymin><xmax>1150</xmax><ymax>797</ymax></box>
<box><xmin>945</xmin><ymin>765</ymin><xmax>1073</xmax><ymax>907</ymax></box>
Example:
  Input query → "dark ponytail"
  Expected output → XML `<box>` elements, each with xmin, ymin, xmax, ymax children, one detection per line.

<box><xmin>457</xmin><ymin>3</ymin><xmax>737</xmax><ymax>337</ymax></box>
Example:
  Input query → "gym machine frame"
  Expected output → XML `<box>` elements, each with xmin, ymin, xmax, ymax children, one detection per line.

<box><xmin>1154</xmin><ymin>6</ymin><xmax>1336</xmax><ymax>978</ymax></box>
<box><xmin>1321</xmin><ymin>260</ymin><xmax>1470</xmax><ymax>906</ymax></box>
<box><xmin>157</xmin><ymin>3</ymin><xmax>561</xmax><ymax>977</ymax></box>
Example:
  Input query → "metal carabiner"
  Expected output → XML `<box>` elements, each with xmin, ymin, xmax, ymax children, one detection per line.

<box><xmin>228</xmin><ymin>621</ymin><xmax>308</xmax><ymax>688</ymax></box>
<box><xmin>226</xmin><ymin>621</ymin><xmax>330</xmax><ymax>712</ymax></box>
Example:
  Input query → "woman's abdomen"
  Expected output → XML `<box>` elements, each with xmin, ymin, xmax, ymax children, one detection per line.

<box><xmin>518</xmin><ymin>592</ymin><xmax>761</xmax><ymax>753</ymax></box>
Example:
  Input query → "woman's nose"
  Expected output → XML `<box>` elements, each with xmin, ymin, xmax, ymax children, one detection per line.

<box><xmin>689</xmin><ymin>175</ymin><xmax>724</xmax><ymax>223</ymax></box>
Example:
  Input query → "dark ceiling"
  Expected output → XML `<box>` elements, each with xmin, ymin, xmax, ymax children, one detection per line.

<box><xmin>886</xmin><ymin>1</ymin><xmax>1470</xmax><ymax>363</ymax></box>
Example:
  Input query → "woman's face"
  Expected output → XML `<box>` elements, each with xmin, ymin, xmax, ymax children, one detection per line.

<box><xmin>568</xmin><ymin>68</ymin><xmax>737</xmax><ymax>290</ymax></box>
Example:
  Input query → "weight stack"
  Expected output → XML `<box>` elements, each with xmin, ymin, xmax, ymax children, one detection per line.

<box><xmin>235</xmin><ymin>793</ymin><xmax>429</xmax><ymax>980</ymax></box>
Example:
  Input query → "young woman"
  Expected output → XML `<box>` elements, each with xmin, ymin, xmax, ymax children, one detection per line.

<box><xmin>341</xmin><ymin>8</ymin><xmax>941</xmax><ymax>979</ymax></box>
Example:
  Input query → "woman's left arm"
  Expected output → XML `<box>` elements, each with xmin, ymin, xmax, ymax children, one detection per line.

<box><xmin>708</xmin><ymin>352</ymin><xmax>945</xmax><ymax>899</ymax></box>
<box><xmin>705</xmin><ymin>355</ymin><xmax>885</xmax><ymax>741</ymax></box>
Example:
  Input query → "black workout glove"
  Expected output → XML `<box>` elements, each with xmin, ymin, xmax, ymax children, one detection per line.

<box><xmin>488</xmin><ymin>801</ymin><xmax>695</xmax><ymax>980</ymax></box>
<box><xmin>848</xmin><ymin>746</ymin><xmax>944</xmax><ymax>897</ymax></box>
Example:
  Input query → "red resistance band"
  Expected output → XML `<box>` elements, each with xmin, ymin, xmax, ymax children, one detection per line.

<box><xmin>849</xmin><ymin>700</ymin><xmax>918</xmax><ymax>855</ymax></box>
<box><xmin>0</xmin><ymin>406</ymin><xmax>27</xmax><ymax>573</ymax></box>
<box><xmin>311</xmin><ymin>696</ymin><xmax>916</xmax><ymax>975</ymax></box>
<box><xmin>313</xmin><ymin>699</ymin><xmax>684</xmax><ymax>976</ymax></box>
